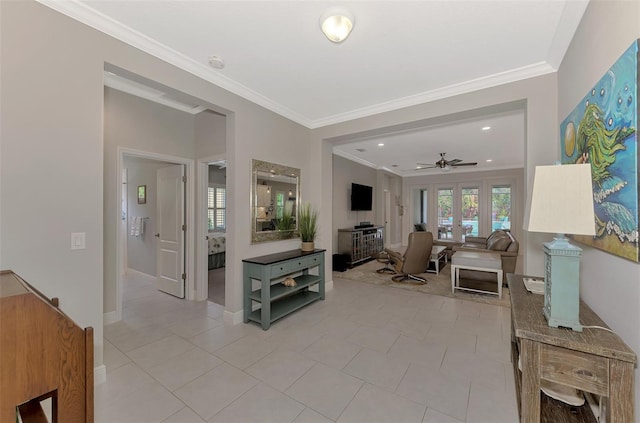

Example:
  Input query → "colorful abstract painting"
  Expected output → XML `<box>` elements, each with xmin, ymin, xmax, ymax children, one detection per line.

<box><xmin>561</xmin><ymin>40</ymin><xmax>639</xmax><ymax>262</ymax></box>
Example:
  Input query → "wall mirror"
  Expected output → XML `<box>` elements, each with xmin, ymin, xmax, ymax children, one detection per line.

<box><xmin>251</xmin><ymin>159</ymin><xmax>300</xmax><ymax>243</ymax></box>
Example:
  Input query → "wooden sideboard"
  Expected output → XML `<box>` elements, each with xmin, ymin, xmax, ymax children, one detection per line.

<box><xmin>508</xmin><ymin>273</ymin><xmax>636</xmax><ymax>422</ymax></box>
<box><xmin>0</xmin><ymin>270</ymin><xmax>93</xmax><ymax>422</ymax></box>
<box><xmin>243</xmin><ymin>249</ymin><xmax>325</xmax><ymax>330</ymax></box>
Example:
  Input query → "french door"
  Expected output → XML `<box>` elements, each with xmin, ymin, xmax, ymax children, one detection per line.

<box><xmin>436</xmin><ymin>183</ymin><xmax>481</xmax><ymax>242</ymax></box>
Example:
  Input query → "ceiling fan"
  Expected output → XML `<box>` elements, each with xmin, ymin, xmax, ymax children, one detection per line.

<box><xmin>417</xmin><ymin>152</ymin><xmax>477</xmax><ymax>171</ymax></box>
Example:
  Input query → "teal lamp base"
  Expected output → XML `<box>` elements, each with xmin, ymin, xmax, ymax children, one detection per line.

<box><xmin>542</xmin><ymin>235</ymin><xmax>583</xmax><ymax>332</ymax></box>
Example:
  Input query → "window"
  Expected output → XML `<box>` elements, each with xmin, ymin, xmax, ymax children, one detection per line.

<box><xmin>208</xmin><ymin>185</ymin><xmax>226</xmax><ymax>230</ymax></box>
<box><xmin>492</xmin><ymin>186</ymin><xmax>511</xmax><ymax>231</ymax></box>
<box><xmin>461</xmin><ymin>187</ymin><xmax>479</xmax><ymax>238</ymax></box>
<box><xmin>437</xmin><ymin>188</ymin><xmax>453</xmax><ymax>239</ymax></box>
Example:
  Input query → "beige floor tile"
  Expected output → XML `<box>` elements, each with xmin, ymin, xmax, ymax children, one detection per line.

<box><xmin>440</xmin><ymin>349</ymin><xmax>507</xmax><ymax>391</ymax></box>
<box><xmin>162</xmin><ymin>407</ymin><xmax>207</xmax><ymax>422</ymax></box>
<box><xmin>286</xmin><ymin>363</ymin><xmax>363</xmax><ymax>420</ymax></box>
<box><xmin>423</xmin><ymin>326</ymin><xmax>478</xmax><ymax>353</ymax></box>
<box><xmin>265</xmin><ymin>326</ymin><xmax>324</xmax><ymax>352</ymax></box>
<box><xmin>147</xmin><ymin>347</ymin><xmax>223</xmax><ymax>391</ymax></box>
<box><xmin>127</xmin><ymin>334</ymin><xmax>196</xmax><ymax>369</ymax></box>
<box><xmin>189</xmin><ymin>323</ymin><xmax>252</xmax><ymax>352</ymax></box>
<box><xmin>168</xmin><ymin>316</ymin><xmax>222</xmax><ymax>338</ymax></box>
<box><xmin>343</xmin><ymin>348</ymin><xmax>409</xmax><ymax>391</ymax></box>
<box><xmin>213</xmin><ymin>335</ymin><xmax>277</xmax><ymax>369</ymax></box>
<box><xmin>95</xmin><ymin>362</ymin><xmax>157</xmax><ymax>407</ymax></box>
<box><xmin>245</xmin><ymin>349</ymin><xmax>317</xmax><ymax>391</ymax></box>
<box><xmin>422</xmin><ymin>408</ymin><xmax>464</xmax><ymax>422</ymax></box>
<box><xmin>103</xmin><ymin>340</ymin><xmax>131</xmax><ymax>371</ymax></box>
<box><xmin>292</xmin><ymin>407</ymin><xmax>335</xmax><ymax>423</ymax></box>
<box><xmin>106</xmin><ymin>323</ymin><xmax>173</xmax><ymax>353</ymax></box>
<box><xmin>465</xmin><ymin>380</ymin><xmax>519</xmax><ymax>423</ymax></box>
<box><xmin>347</xmin><ymin>325</ymin><xmax>399</xmax><ymax>353</ymax></box>
<box><xmin>209</xmin><ymin>383</ymin><xmax>305</xmax><ymax>423</ymax></box>
<box><xmin>97</xmin><ymin>268</ymin><xmax>520</xmax><ymax>423</ymax></box>
<box><xmin>97</xmin><ymin>380</ymin><xmax>184</xmax><ymax>423</ymax></box>
<box><xmin>387</xmin><ymin>335</ymin><xmax>446</xmax><ymax>367</ymax></box>
<box><xmin>337</xmin><ymin>384</ymin><xmax>426</xmax><ymax>423</ymax></box>
<box><xmin>173</xmin><ymin>363</ymin><xmax>258</xmax><ymax>420</ymax></box>
<box><xmin>302</xmin><ymin>335</ymin><xmax>362</xmax><ymax>369</ymax></box>
<box><xmin>395</xmin><ymin>363</ymin><xmax>470</xmax><ymax>421</ymax></box>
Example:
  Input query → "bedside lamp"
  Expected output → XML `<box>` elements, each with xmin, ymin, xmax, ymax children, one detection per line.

<box><xmin>523</xmin><ymin>163</ymin><xmax>595</xmax><ymax>331</ymax></box>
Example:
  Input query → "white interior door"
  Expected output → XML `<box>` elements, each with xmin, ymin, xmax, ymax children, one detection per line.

<box><xmin>156</xmin><ymin>164</ymin><xmax>185</xmax><ymax>298</ymax></box>
<box><xmin>384</xmin><ymin>190</ymin><xmax>391</xmax><ymax>247</ymax></box>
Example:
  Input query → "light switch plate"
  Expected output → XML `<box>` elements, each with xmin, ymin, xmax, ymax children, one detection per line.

<box><xmin>71</xmin><ymin>232</ymin><xmax>86</xmax><ymax>250</ymax></box>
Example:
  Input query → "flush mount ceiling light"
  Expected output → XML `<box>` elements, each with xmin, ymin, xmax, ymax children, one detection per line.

<box><xmin>320</xmin><ymin>9</ymin><xmax>355</xmax><ymax>43</ymax></box>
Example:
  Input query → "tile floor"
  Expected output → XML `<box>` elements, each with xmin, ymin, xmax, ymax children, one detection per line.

<box><xmin>97</xmin><ymin>271</ymin><xmax>519</xmax><ymax>422</ymax></box>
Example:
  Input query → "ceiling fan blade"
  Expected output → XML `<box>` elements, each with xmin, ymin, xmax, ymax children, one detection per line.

<box><xmin>447</xmin><ymin>158</ymin><xmax>462</xmax><ymax>165</ymax></box>
<box><xmin>451</xmin><ymin>162</ymin><xmax>477</xmax><ymax>167</ymax></box>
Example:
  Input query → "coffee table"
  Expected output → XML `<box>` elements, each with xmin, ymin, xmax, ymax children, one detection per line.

<box><xmin>427</xmin><ymin>245</ymin><xmax>447</xmax><ymax>274</ymax></box>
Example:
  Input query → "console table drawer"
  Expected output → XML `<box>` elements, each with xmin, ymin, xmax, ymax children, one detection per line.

<box><xmin>541</xmin><ymin>344</ymin><xmax>609</xmax><ymax>396</ymax></box>
<box><xmin>270</xmin><ymin>262</ymin><xmax>292</xmax><ymax>278</ymax></box>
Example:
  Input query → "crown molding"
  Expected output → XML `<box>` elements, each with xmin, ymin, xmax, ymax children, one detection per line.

<box><xmin>37</xmin><ymin>0</ymin><xmax>573</xmax><ymax>131</ymax></box>
<box><xmin>36</xmin><ymin>0</ymin><xmax>313</xmax><ymax>127</ymax></box>
<box><xmin>310</xmin><ymin>61</ymin><xmax>555</xmax><ymax>128</ymax></box>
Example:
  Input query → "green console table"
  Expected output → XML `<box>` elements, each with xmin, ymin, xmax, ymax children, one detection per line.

<box><xmin>243</xmin><ymin>249</ymin><xmax>325</xmax><ymax>330</ymax></box>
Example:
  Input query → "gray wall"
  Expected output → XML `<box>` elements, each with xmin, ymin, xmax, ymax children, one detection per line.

<box><xmin>196</xmin><ymin>110</ymin><xmax>227</xmax><ymax>158</ymax></box>
<box><xmin>557</xmin><ymin>0</ymin><xmax>640</xmax><ymax>413</ymax></box>
<box><xmin>331</xmin><ymin>155</ymin><xmax>404</xmax><ymax>251</ymax></box>
<box><xmin>0</xmin><ymin>1</ymin><xmax>318</xmax><ymax>371</ymax></box>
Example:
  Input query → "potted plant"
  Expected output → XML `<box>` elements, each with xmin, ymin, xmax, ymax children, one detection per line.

<box><xmin>299</xmin><ymin>202</ymin><xmax>318</xmax><ymax>251</ymax></box>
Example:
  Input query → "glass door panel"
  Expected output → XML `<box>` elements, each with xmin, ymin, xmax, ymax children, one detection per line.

<box><xmin>460</xmin><ymin>187</ymin><xmax>479</xmax><ymax>241</ymax></box>
<box><xmin>437</xmin><ymin>188</ymin><xmax>453</xmax><ymax>239</ymax></box>
<box><xmin>492</xmin><ymin>186</ymin><xmax>512</xmax><ymax>231</ymax></box>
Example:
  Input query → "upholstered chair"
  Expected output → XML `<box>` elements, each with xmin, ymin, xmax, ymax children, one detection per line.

<box><xmin>383</xmin><ymin>231</ymin><xmax>433</xmax><ymax>283</ymax></box>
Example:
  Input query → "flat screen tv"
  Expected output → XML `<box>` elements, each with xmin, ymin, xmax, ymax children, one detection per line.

<box><xmin>351</xmin><ymin>183</ymin><xmax>373</xmax><ymax>211</ymax></box>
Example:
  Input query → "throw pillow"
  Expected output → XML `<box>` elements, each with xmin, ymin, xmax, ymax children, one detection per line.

<box><xmin>487</xmin><ymin>233</ymin><xmax>511</xmax><ymax>251</ymax></box>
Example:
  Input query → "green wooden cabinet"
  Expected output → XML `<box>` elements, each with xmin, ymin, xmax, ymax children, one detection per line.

<box><xmin>243</xmin><ymin>249</ymin><xmax>325</xmax><ymax>330</ymax></box>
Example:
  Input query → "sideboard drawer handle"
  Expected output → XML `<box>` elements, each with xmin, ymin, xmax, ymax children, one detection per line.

<box><xmin>575</xmin><ymin>369</ymin><xmax>595</xmax><ymax>379</ymax></box>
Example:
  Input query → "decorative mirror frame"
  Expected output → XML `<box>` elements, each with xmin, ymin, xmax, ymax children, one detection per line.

<box><xmin>251</xmin><ymin>159</ymin><xmax>301</xmax><ymax>243</ymax></box>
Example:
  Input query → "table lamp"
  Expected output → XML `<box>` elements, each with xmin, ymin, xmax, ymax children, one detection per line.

<box><xmin>523</xmin><ymin>163</ymin><xmax>595</xmax><ymax>331</ymax></box>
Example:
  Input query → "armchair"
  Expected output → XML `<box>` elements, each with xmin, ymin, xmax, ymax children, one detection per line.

<box><xmin>381</xmin><ymin>231</ymin><xmax>433</xmax><ymax>283</ymax></box>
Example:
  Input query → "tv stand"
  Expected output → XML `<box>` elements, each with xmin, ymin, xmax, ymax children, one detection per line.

<box><xmin>338</xmin><ymin>226</ymin><xmax>384</xmax><ymax>267</ymax></box>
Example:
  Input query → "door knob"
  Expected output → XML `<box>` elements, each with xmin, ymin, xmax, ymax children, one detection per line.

<box><xmin>155</xmin><ymin>233</ymin><xmax>160</xmax><ymax>237</ymax></box>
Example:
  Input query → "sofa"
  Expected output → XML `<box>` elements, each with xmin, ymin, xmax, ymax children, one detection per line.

<box><xmin>451</xmin><ymin>230</ymin><xmax>519</xmax><ymax>281</ymax></box>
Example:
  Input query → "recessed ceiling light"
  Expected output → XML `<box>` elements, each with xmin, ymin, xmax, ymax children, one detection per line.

<box><xmin>378</xmin><ymin>143</ymin><xmax>384</xmax><ymax>147</ymax></box>
<box><xmin>482</xmin><ymin>126</ymin><xmax>491</xmax><ymax>131</ymax></box>
<box><xmin>416</xmin><ymin>166</ymin><xmax>422</xmax><ymax>169</ymax></box>
<box><xmin>486</xmin><ymin>159</ymin><xmax>493</xmax><ymax>162</ymax></box>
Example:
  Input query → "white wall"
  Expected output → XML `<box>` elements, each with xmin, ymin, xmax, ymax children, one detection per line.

<box><xmin>0</xmin><ymin>1</ymin><xmax>318</xmax><ymax>371</ymax></box>
<box><xmin>558</xmin><ymin>0</ymin><xmax>640</xmax><ymax>414</ymax></box>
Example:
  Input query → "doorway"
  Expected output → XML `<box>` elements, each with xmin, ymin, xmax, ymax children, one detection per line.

<box><xmin>436</xmin><ymin>182</ymin><xmax>482</xmax><ymax>241</ymax></box>
<box><xmin>204</xmin><ymin>159</ymin><xmax>226</xmax><ymax>306</ymax></box>
<box><xmin>116</xmin><ymin>148</ymin><xmax>195</xmax><ymax>320</ymax></box>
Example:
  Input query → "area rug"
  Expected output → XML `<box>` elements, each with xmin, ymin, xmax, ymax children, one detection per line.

<box><xmin>333</xmin><ymin>258</ymin><xmax>511</xmax><ymax>308</ymax></box>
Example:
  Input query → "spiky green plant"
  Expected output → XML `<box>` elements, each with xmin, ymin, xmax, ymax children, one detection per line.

<box><xmin>275</xmin><ymin>201</ymin><xmax>295</xmax><ymax>231</ymax></box>
<box><xmin>299</xmin><ymin>203</ymin><xmax>318</xmax><ymax>242</ymax></box>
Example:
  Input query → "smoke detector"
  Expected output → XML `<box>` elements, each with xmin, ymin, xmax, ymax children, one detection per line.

<box><xmin>208</xmin><ymin>56</ymin><xmax>225</xmax><ymax>69</ymax></box>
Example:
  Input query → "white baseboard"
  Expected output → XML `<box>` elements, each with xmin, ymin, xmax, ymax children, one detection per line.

<box><xmin>103</xmin><ymin>310</ymin><xmax>119</xmax><ymax>325</ymax></box>
<box><xmin>94</xmin><ymin>364</ymin><xmax>107</xmax><ymax>385</ymax></box>
<box><xmin>223</xmin><ymin>309</ymin><xmax>243</xmax><ymax>325</ymax></box>
<box><xmin>126</xmin><ymin>268</ymin><xmax>155</xmax><ymax>279</ymax></box>
<box><xmin>325</xmin><ymin>279</ymin><xmax>334</xmax><ymax>292</ymax></box>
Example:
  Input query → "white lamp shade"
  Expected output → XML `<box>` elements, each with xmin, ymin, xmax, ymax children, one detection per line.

<box><xmin>524</xmin><ymin>163</ymin><xmax>596</xmax><ymax>236</ymax></box>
